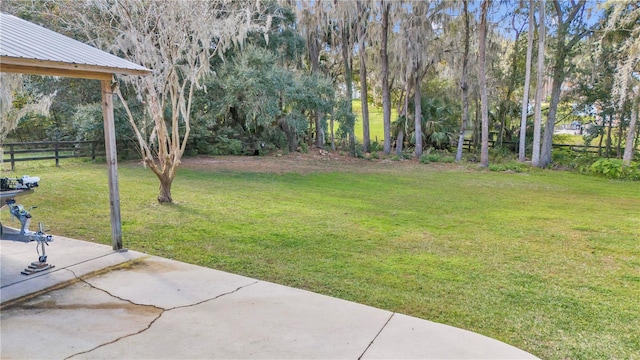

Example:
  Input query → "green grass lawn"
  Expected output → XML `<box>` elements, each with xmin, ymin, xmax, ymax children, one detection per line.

<box><xmin>352</xmin><ymin>99</ymin><xmax>397</xmax><ymax>146</ymax></box>
<box><xmin>4</xmin><ymin>158</ymin><xmax>639</xmax><ymax>359</ymax></box>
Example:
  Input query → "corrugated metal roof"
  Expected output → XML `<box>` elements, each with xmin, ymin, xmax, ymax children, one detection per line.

<box><xmin>0</xmin><ymin>13</ymin><xmax>150</xmax><ymax>77</ymax></box>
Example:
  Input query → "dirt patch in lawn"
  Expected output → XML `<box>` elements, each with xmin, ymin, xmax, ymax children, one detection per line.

<box><xmin>179</xmin><ymin>149</ymin><xmax>464</xmax><ymax>175</ymax></box>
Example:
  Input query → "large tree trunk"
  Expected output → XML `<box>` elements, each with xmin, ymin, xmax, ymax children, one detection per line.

<box><xmin>396</xmin><ymin>78</ymin><xmax>411</xmax><ymax>156</ymax></box>
<box><xmin>360</xmin><ymin>58</ymin><xmax>370</xmax><ymax>152</ymax></box>
<box><xmin>531</xmin><ymin>0</ymin><xmax>545</xmax><ymax>167</ymax></box>
<box><xmin>606</xmin><ymin>113</ymin><xmax>614</xmax><ymax>157</ymax></box>
<box><xmin>396</xmin><ymin>128</ymin><xmax>405</xmax><ymax>156</ymax></box>
<box><xmin>357</xmin><ymin>1</ymin><xmax>370</xmax><ymax>153</ymax></box>
<box><xmin>278</xmin><ymin>117</ymin><xmax>298</xmax><ymax>153</ymax></box>
<box><xmin>479</xmin><ymin>0</ymin><xmax>490</xmax><ymax>167</ymax></box>
<box><xmin>341</xmin><ymin>24</ymin><xmax>356</xmax><ymax>154</ymax></box>
<box><xmin>598</xmin><ymin>117</ymin><xmax>605</xmax><ymax>156</ymax></box>
<box><xmin>380</xmin><ymin>0</ymin><xmax>391</xmax><ymax>155</ymax></box>
<box><xmin>396</xmin><ymin>87</ymin><xmax>405</xmax><ymax>115</ymax></box>
<box><xmin>474</xmin><ymin>95</ymin><xmax>480</xmax><ymax>151</ymax></box>
<box><xmin>414</xmin><ymin>72</ymin><xmax>423</xmax><ymax>158</ymax></box>
<box><xmin>158</xmin><ymin>175</ymin><xmax>173</xmax><ymax>203</ymax></box>
<box><xmin>540</xmin><ymin>58</ymin><xmax>564</xmax><ymax>167</ymax></box>
<box><xmin>315</xmin><ymin>112</ymin><xmax>324</xmax><ymax>148</ymax></box>
<box><xmin>455</xmin><ymin>0</ymin><xmax>470</xmax><ymax>162</ymax></box>
<box><xmin>343</xmin><ymin>46</ymin><xmax>353</xmax><ymax>111</ymax></box>
<box><xmin>623</xmin><ymin>98</ymin><xmax>639</xmax><ymax>165</ymax></box>
<box><xmin>519</xmin><ymin>0</ymin><xmax>535</xmax><ymax>162</ymax></box>
<box><xmin>616</xmin><ymin>109</ymin><xmax>624</xmax><ymax>158</ymax></box>
<box><xmin>497</xmin><ymin>14</ymin><xmax>523</xmax><ymax>147</ymax></box>
<box><xmin>308</xmin><ymin>28</ymin><xmax>323</xmax><ymax>148</ymax></box>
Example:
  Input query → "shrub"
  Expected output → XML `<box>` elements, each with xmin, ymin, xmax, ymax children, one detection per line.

<box><xmin>570</xmin><ymin>153</ymin><xmax>599</xmax><ymax>171</ymax></box>
<box><xmin>419</xmin><ymin>153</ymin><xmax>436</xmax><ymax>164</ymax></box>
<box><xmin>419</xmin><ymin>153</ymin><xmax>441</xmax><ymax>164</ymax></box>
<box><xmin>440</xmin><ymin>155</ymin><xmax>455</xmax><ymax>163</ymax></box>
<box><xmin>185</xmin><ymin>149</ymin><xmax>198</xmax><ymax>157</ymax></box>
<box><xmin>552</xmin><ymin>148</ymin><xmax>573</xmax><ymax>165</ymax></box>
<box><xmin>370</xmin><ymin>141</ymin><xmax>383</xmax><ymax>152</ymax></box>
<box><xmin>489</xmin><ymin>161</ymin><xmax>530</xmax><ymax>173</ymax></box>
<box><xmin>589</xmin><ymin>158</ymin><xmax>622</xmax><ymax>178</ymax></box>
<box><xmin>228</xmin><ymin>139</ymin><xmax>243</xmax><ymax>155</ymax></box>
<box><xmin>588</xmin><ymin>158</ymin><xmax>640</xmax><ymax>180</ymax></box>
<box><xmin>628</xmin><ymin>166</ymin><xmax>640</xmax><ymax>181</ymax></box>
<box><xmin>489</xmin><ymin>145</ymin><xmax>516</xmax><ymax>163</ymax></box>
<box><xmin>427</xmin><ymin>154</ymin><xmax>440</xmax><ymax>162</ymax></box>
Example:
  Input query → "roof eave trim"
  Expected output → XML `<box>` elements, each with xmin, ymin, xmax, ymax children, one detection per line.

<box><xmin>0</xmin><ymin>56</ymin><xmax>151</xmax><ymax>78</ymax></box>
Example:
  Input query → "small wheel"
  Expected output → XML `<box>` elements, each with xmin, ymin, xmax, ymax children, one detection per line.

<box><xmin>39</xmin><ymin>255</ymin><xmax>47</xmax><ymax>263</ymax></box>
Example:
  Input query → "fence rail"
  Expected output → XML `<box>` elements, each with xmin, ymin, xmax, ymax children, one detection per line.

<box><xmin>1</xmin><ymin>141</ymin><xmax>102</xmax><ymax>170</ymax></box>
<box><xmin>1</xmin><ymin>139</ymin><xmax>628</xmax><ymax>170</ymax></box>
<box><xmin>461</xmin><ymin>139</ymin><xmax>602</xmax><ymax>154</ymax></box>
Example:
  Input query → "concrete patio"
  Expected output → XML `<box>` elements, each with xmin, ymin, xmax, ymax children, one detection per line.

<box><xmin>1</xmin><ymin>226</ymin><xmax>538</xmax><ymax>359</ymax></box>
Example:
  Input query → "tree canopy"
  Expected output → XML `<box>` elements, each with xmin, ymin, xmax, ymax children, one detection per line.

<box><xmin>2</xmin><ymin>0</ymin><xmax>639</xmax><ymax>188</ymax></box>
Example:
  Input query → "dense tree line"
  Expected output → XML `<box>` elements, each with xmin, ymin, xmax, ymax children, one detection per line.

<box><xmin>2</xmin><ymin>0</ymin><xmax>638</xmax><ymax>200</ymax></box>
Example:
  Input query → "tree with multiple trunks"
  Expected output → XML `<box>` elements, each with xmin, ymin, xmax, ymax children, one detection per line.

<box><xmin>62</xmin><ymin>0</ymin><xmax>271</xmax><ymax>203</ymax></box>
<box><xmin>538</xmin><ymin>0</ymin><xmax>593</xmax><ymax>168</ymax></box>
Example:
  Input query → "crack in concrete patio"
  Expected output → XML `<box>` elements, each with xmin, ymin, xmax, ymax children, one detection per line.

<box><xmin>63</xmin><ymin>268</ymin><xmax>258</xmax><ymax>360</ymax></box>
<box><xmin>358</xmin><ymin>312</ymin><xmax>395</xmax><ymax>360</ymax></box>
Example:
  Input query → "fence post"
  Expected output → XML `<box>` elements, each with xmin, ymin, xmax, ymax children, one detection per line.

<box><xmin>92</xmin><ymin>141</ymin><xmax>96</xmax><ymax>161</ymax></box>
<box><xmin>10</xmin><ymin>144</ymin><xmax>15</xmax><ymax>171</ymax></box>
<box><xmin>54</xmin><ymin>142</ymin><xmax>60</xmax><ymax>167</ymax></box>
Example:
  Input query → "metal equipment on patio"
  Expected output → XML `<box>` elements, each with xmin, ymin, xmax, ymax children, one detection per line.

<box><xmin>1</xmin><ymin>176</ymin><xmax>55</xmax><ymax>275</ymax></box>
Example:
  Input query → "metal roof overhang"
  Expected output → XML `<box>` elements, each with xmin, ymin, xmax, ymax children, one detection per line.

<box><xmin>0</xmin><ymin>56</ymin><xmax>150</xmax><ymax>80</ymax></box>
<box><xmin>1</xmin><ymin>13</ymin><xmax>151</xmax><ymax>79</ymax></box>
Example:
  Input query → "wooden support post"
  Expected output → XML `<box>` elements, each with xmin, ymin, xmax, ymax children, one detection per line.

<box><xmin>54</xmin><ymin>142</ymin><xmax>59</xmax><ymax>167</ymax></box>
<box><xmin>10</xmin><ymin>144</ymin><xmax>15</xmax><ymax>171</ymax></box>
<box><xmin>101</xmin><ymin>78</ymin><xmax>123</xmax><ymax>250</ymax></box>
